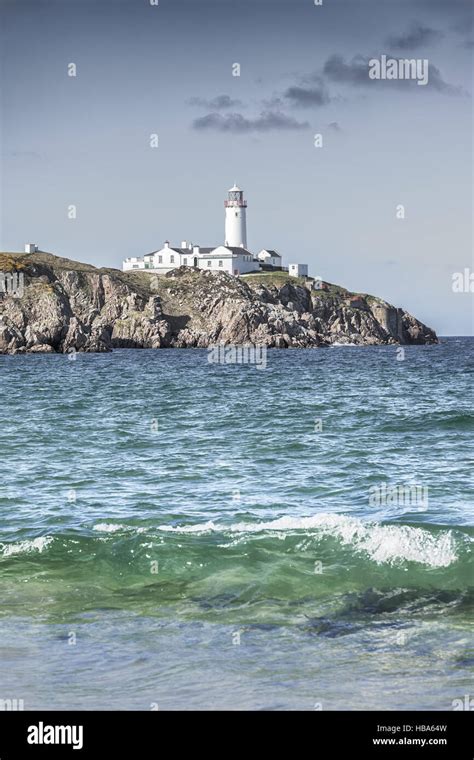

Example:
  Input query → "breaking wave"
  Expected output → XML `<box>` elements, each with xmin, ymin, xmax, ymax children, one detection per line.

<box><xmin>157</xmin><ymin>513</ymin><xmax>464</xmax><ymax>568</ymax></box>
<box><xmin>0</xmin><ymin>536</ymin><xmax>54</xmax><ymax>557</ymax></box>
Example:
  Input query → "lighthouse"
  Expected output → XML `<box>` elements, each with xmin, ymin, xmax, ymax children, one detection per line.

<box><xmin>224</xmin><ymin>184</ymin><xmax>247</xmax><ymax>248</ymax></box>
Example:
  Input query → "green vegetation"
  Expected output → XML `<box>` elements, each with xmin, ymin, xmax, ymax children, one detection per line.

<box><xmin>0</xmin><ymin>253</ymin><xmax>27</xmax><ymax>271</ymax></box>
<box><xmin>242</xmin><ymin>271</ymin><xmax>306</xmax><ymax>286</ymax></box>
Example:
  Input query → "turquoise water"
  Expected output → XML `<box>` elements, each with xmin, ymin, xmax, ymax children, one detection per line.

<box><xmin>0</xmin><ymin>338</ymin><xmax>472</xmax><ymax>710</ymax></box>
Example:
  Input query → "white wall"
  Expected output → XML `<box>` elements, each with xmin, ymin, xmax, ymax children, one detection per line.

<box><xmin>225</xmin><ymin>206</ymin><xmax>247</xmax><ymax>248</ymax></box>
<box><xmin>149</xmin><ymin>246</ymin><xmax>192</xmax><ymax>271</ymax></box>
<box><xmin>123</xmin><ymin>257</ymin><xmax>145</xmax><ymax>271</ymax></box>
<box><xmin>201</xmin><ymin>246</ymin><xmax>259</xmax><ymax>275</ymax></box>
<box><xmin>197</xmin><ymin>255</ymin><xmax>234</xmax><ymax>274</ymax></box>
<box><xmin>124</xmin><ymin>246</ymin><xmax>261</xmax><ymax>276</ymax></box>
<box><xmin>289</xmin><ymin>264</ymin><xmax>308</xmax><ymax>277</ymax></box>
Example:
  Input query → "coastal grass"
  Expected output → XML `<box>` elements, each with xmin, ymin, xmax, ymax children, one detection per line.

<box><xmin>241</xmin><ymin>271</ymin><xmax>307</xmax><ymax>286</ymax></box>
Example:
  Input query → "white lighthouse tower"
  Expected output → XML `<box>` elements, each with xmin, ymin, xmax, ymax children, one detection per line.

<box><xmin>224</xmin><ymin>184</ymin><xmax>247</xmax><ymax>248</ymax></box>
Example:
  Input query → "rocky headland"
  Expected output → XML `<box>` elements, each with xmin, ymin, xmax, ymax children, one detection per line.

<box><xmin>0</xmin><ymin>251</ymin><xmax>438</xmax><ymax>354</ymax></box>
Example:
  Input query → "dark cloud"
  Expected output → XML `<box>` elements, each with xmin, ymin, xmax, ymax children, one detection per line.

<box><xmin>261</xmin><ymin>95</ymin><xmax>285</xmax><ymax>109</ymax></box>
<box><xmin>386</xmin><ymin>25</ymin><xmax>444</xmax><ymax>51</ymax></box>
<box><xmin>187</xmin><ymin>94</ymin><xmax>243</xmax><ymax>110</ymax></box>
<box><xmin>283</xmin><ymin>83</ymin><xmax>330</xmax><ymax>107</ymax></box>
<box><xmin>323</xmin><ymin>54</ymin><xmax>462</xmax><ymax>94</ymax></box>
<box><xmin>192</xmin><ymin>111</ymin><xmax>309</xmax><ymax>133</ymax></box>
<box><xmin>323</xmin><ymin>54</ymin><xmax>373</xmax><ymax>86</ymax></box>
<box><xmin>327</xmin><ymin>122</ymin><xmax>341</xmax><ymax>132</ymax></box>
<box><xmin>414</xmin><ymin>0</ymin><xmax>473</xmax><ymax>44</ymax></box>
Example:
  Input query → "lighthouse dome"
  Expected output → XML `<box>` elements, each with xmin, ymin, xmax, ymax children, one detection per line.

<box><xmin>229</xmin><ymin>184</ymin><xmax>241</xmax><ymax>192</ymax></box>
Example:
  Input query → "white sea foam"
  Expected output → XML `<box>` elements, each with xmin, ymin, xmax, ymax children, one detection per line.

<box><xmin>93</xmin><ymin>523</ymin><xmax>147</xmax><ymax>534</ymax></box>
<box><xmin>158</xmin><ymin>520</ymin><xmax>218</xmax><ymax>535</ymax></box>
<box><xmin>158</xmin><ymin>514</ymin><xmax>459</xmax><ymax>568</ymax></box>
<box><xmin>1</xmin><ymin>536</ymin><xmax>53</xmax><ymax>557</ymax></box>
<box><xmin>93</xmin><ymin>523</ymin><xmax>126</xmax><ymax>533</ymax></box>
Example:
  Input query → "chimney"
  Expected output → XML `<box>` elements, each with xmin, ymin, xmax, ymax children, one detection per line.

<box><xmin>193</xmin><ymin>245</ymin><xmax>200</xmax><ymax>255</ymax></box>
<box><xmin>181</xmin><ymin>240</ymin><xmax>187</xmax><ymax>248</ymax></box>
<box><xmin>164</xmin><ymin>241</ymin><xmax>170</xmax><ymax>248</ymax></box>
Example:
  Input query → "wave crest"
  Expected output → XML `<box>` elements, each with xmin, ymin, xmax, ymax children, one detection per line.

<box><xmin>0</xmin><ymin>536</ymin><xmax>53</xmax><ymax>557</ymax></box>
<box><xmin>159</xmin><ymin>514</ymin><xmax>460</xmax><ymax>568</ymax></box>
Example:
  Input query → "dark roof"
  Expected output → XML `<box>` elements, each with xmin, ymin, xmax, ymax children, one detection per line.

<box><xmin>144</xmin><ymin>245</ymin><xmax>252</xmax><ymax>258</ymax></box>
<box><xmin>144</xmin><ymin>247</ymin><xmax>191</xmax><ymax>256</ymax></box>
<box><xmin>261</xmin><ymin>249</ymin><xmax>281</xmax><ymax>258</ymax></box>
<box><xmin>224</xmin><ymin>246</ymin><xmax>253</xmax><ymax>256</ymax></box>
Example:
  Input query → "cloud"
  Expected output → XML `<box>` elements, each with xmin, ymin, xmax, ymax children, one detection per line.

<box><xmin>283</xmin><ymin>83</ymin><xmax>330</xmax><ymax>107</ymax></box>
<box><xmin>386</xmin><ymin>24</ymin><xmax>444</xmax><ymax>50</ymax></box>
<box><xmin>327</xmin><ymin>122</ymin><xmax>341</xmax><ymax>132</ymax></box>
<box><xmin>261</xmin><ymin>95</ymin><xmax>285</xmax><ymax>109</ymax></box>
<box><xmin>192</xmin><ymin>111</ymin><xmax>309</xmax><ymax>133</ymax></box>
<box><xmin>187</xmin><ymin>94</ymin><xmax>243</xmax><ymax>110</ymax></box>
<box><xmin>323</xmin><ymin>54</ymin><xmax>374</xmax><ymax>86</ymax></box>
<box><xmin>323</xmin><ymin>54</ymin><xmax>462</xmax><ymax>93</ymax></box>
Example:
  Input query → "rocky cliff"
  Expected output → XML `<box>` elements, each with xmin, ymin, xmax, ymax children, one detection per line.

<box><xmin>0</xmin><ymin>251</ymin><xmax>438</xmax><ymax>354</ymax></box>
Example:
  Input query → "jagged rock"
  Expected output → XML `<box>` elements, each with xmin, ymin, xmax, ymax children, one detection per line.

<box><xmin>28</xmin><ymin>343</ymin><xmax>55</xmax><ymax>353</ymax></box>
<box><xmin>0</xmin><ymin>253</ymin><xmax>438</xmax><ymax>354</ymax></box>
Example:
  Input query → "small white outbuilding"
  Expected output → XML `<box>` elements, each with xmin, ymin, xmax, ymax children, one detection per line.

<box><xmin>289</xmin><ymin>263</ymin><xmax>308</xmax><ymax>278</ymax></box>
<box><xmin>25</xmin><ymin>243</ymin><xmax>38</xmax><ymax>253</ymax></box>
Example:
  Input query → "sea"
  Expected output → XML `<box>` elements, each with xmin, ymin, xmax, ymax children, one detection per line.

<box><xmin>0</xmin><ymin>337</ymin><xmax>472</xmax><ymax>710</ymax></box>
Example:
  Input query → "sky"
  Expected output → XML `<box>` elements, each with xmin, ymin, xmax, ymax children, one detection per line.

<box><xmin>0</xmin><ymin>0</ymin><xmax>472</xmax><ymax>335</ymax></box>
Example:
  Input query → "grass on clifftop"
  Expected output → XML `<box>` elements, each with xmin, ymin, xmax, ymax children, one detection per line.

<box><xmin>241</xmin><ymin>271</ymin><xmax>307</xmax><ymax>286</ymax></box>
<box><xmin>0</xmin><ymin>253</ymin><xmax>28</xmax><ymax>271</ymax></box>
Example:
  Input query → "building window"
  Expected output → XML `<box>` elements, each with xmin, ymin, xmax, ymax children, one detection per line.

<box><xmin>132</xmin><ymin>265</ymin><xmax>139</xmax><ymax>269</ymax></box>
<box><xmin>235</xmin><ymin>212</ymin><xmax>238</xmax><ymax>217</ymax></box>
<box><xmin>158</xmin><ymin>255</ymin><xmax>162</xmax><ymax>264</ymax></box>
<box><xmin>218</xmin><ymin>260</ymin><xmax>223</xmax><ymax>267</ymax></box>
<box><xmin>207</xmin><ymin>260</ymin><xmax>212</xmax><ymax>267</ymax></box>
<box><xmin>170</xmin><ymin>255</ymin><xmax>175</xmax><ymax>263</ymax></box>
<box><xmin>183</xmin><ymin>258</ymin><xmax>188</xmax><ymax>266</ymax></box>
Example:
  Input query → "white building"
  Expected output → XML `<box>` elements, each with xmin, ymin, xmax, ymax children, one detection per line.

<box><xmin>289</xmin><ymin>263</ymin><xmax>308</xmax><ymax>278</ymax></box>
<box><xmin>25</xmin><ymin>243</ymin><xmax>38</xmax><ymax>253</ymax></box>
<box><xmin>197</xmin><ymin>245</ymin><xmax>257</xmax><ymax>276</ymax></box>
<box><xmin>123</xmin><ymin>184</ymin><xmax>309</xmax><ymax>278</ymax></box>
<box><xmin>258</xmin><ymin>249</ymin><xmax>282</xmax><ymax>268</ymax></box>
